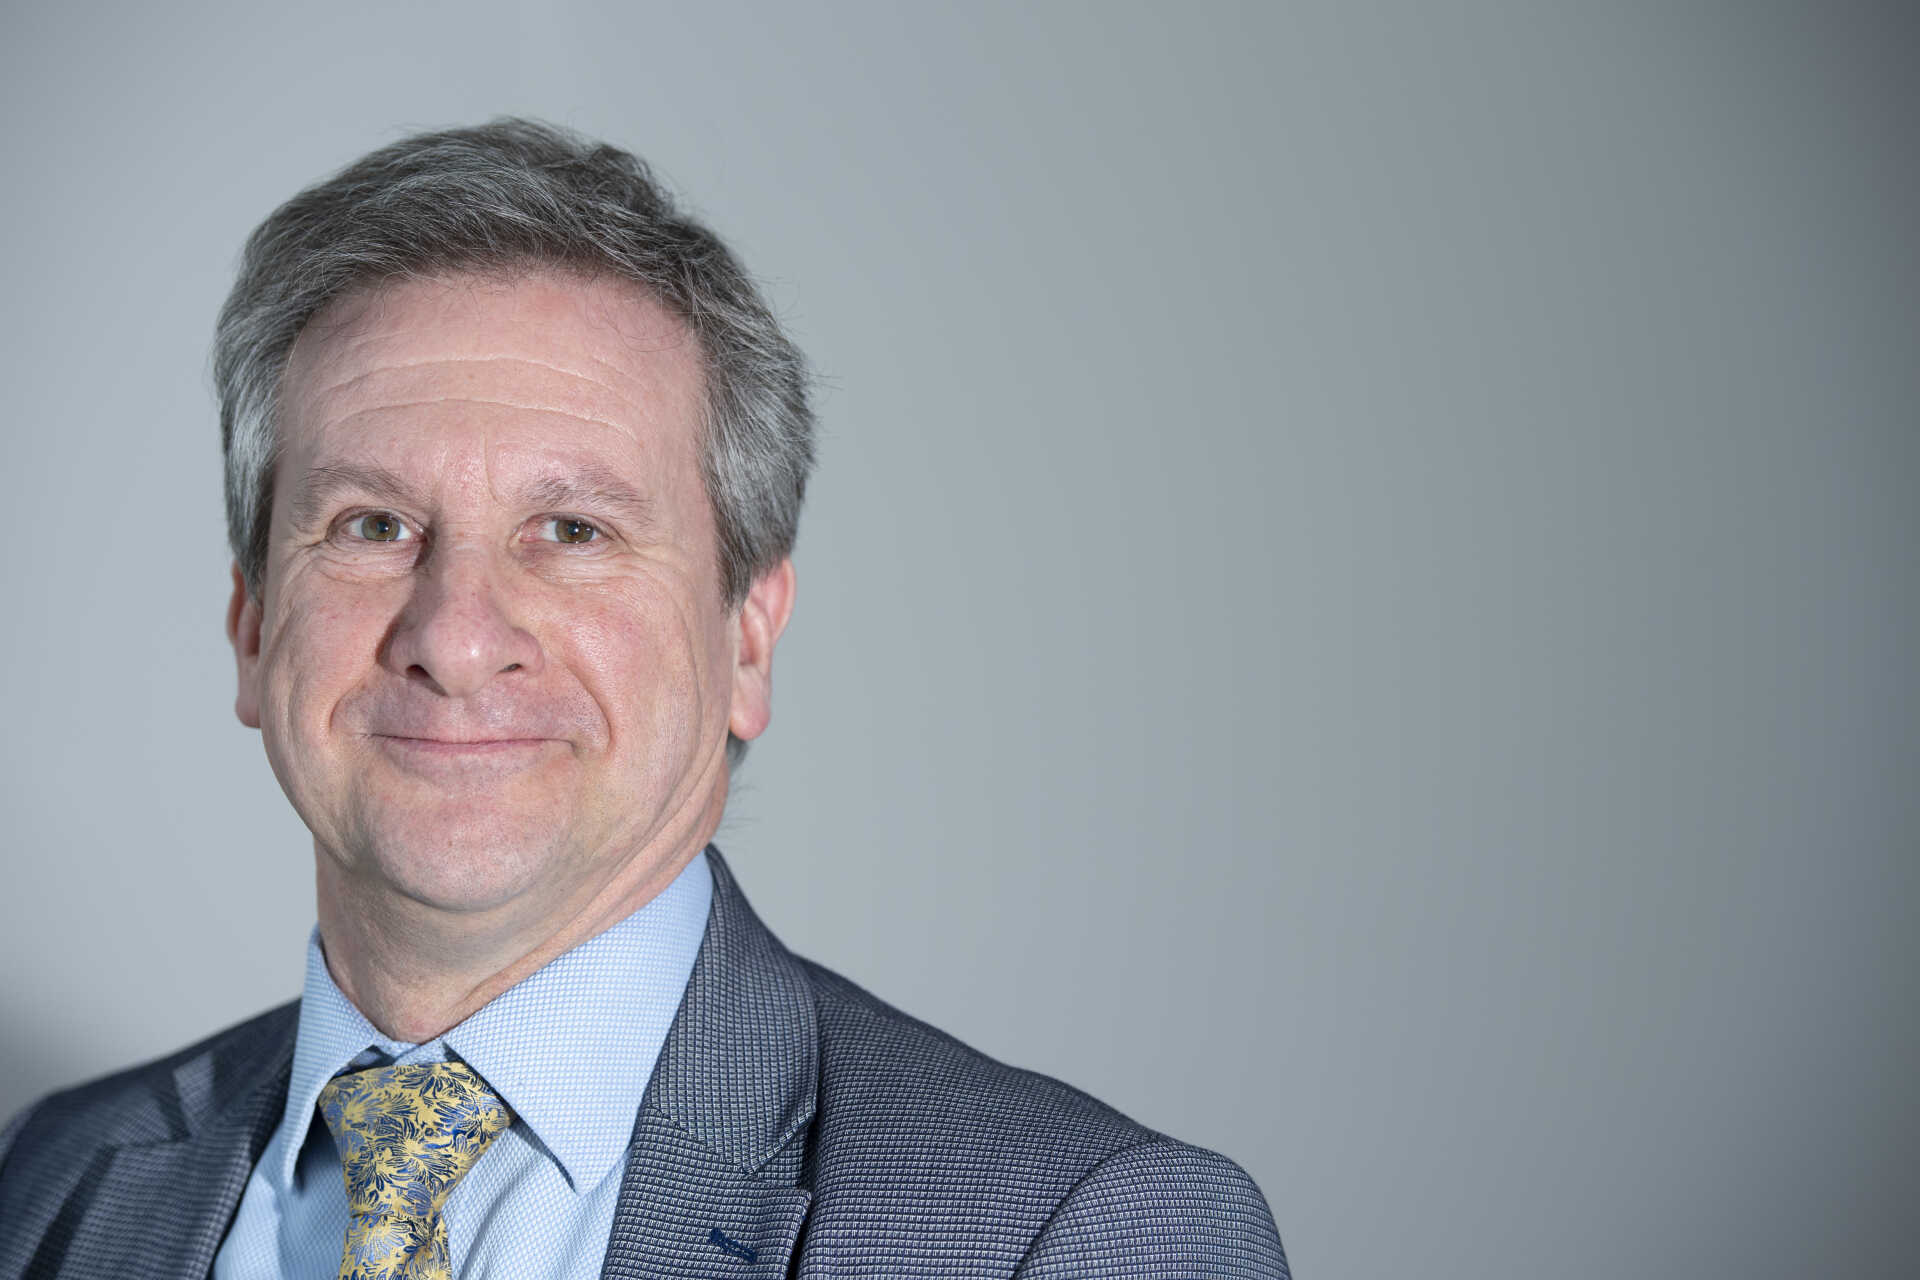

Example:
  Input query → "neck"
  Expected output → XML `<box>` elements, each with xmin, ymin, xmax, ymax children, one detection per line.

<box><xmin>315</xmin><ymin>773</ymin><xmax>726</xmax><ymax>1044</ymax></box>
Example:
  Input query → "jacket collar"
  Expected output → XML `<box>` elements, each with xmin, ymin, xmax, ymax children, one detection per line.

<box><xmin>595</xmin><ymin>845</ymin><xmax>819</xmax><ymax>1278</ymax></box>
<box><xmin>637</xmin><ymin>845</ymin><xmax>818</xmax><ymax>1172</ymax></box>
<box><xmin>65</xmin><ymin>1006</ymin><xmax>295</xmax><ymax>1278</ymax></box>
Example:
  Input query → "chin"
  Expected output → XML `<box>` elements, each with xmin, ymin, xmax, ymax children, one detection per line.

<box><xmin>353</xmin><ymin>806</ymin><xmax>579</xmax><ymax>914</ymax></box>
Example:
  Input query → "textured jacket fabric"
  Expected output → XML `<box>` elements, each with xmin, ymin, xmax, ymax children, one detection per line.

<box><xmin>0</xmin><ymin>849</ymin><xmax>1290</xmax><ymax>1278</ymax></box>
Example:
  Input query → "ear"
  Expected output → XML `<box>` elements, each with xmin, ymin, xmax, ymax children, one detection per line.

<box><xmin>226</xmin><ymin>561</ymin><xmax>263</xmax><ymax>729</ymax></box>
<box><xmin>728</xmin><ymin>557</ymin><xmax>797</xmax><ymax>744</ymax></box>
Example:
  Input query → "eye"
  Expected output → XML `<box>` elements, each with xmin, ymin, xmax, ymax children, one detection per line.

<box><xmin>347</xmin><ymin>511</ymin><xmax>414</xmax><ymax>542</ymax></box>
<box><xmin>539</xmin><ymin>517</ymin><xmax>601</xmax><ymax>545</ymax></box>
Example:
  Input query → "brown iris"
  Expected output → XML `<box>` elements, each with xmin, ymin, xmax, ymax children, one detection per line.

<box><xmin>358</xmin><ymin>512</ymin><xmax>402</xmax><ymax>541</ymax></box>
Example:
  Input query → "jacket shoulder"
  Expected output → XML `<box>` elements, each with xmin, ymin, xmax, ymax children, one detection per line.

<box><xmin>1013</xmin><ymin>1137</ymin><xmax>1290</xmax><ymax>1278</ymax></box>
<box><xmin>799</xmin><ymin>957</ymin><xmax>1156</xmax><ymax>1152</ymax></box>
<box><xmin>792</xmin><ymin>958</ymin><xmax>1287</xmax><ymax>1276</ymax></box>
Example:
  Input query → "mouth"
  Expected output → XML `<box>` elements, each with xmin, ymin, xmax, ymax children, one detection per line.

<box><xmin>374</xmin><ymin>734</ymin><xmax>553</xmax><ymax>751</ymax></box>
<box><xmin>369</xmin><ymin>734</ymin><xmax>562</xmax><ymax>776</ymax></box>
<box><xmin>377</xmin><ymin>734</ymin><xmax>549</xmax><ymax>744</ymax></box>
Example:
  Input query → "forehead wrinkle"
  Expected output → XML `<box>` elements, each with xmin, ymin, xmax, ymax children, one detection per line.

<box><xmin>294</xmin><ymin>274</ymin><xmax>704</xmax><ymax>398</ymax></box>
<box><xmin>301</xmin><ymin>353</ymin><xmax>687</xmax><ymax>425</ymax></box>
<box><xmin>313</xmin><ymin>397</ymin><xmax>643</xmax><ymax>440</ymax></box>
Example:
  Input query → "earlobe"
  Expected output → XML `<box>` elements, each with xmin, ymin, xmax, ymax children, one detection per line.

<box><xmin>728</xmin><ymin>558</ymin><xmax>797</xmax><ymax>744</ymax></box>
<box><xmin>226</xmin><ymin>561</ymin><xmax>264</xmax><ymax>729</ymax></box>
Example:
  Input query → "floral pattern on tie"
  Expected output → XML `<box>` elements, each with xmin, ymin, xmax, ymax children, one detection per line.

<box><xmin>317</xmin><ymin>1061</ymin><xmax>513</xmax><ymax>1280</ymax></box>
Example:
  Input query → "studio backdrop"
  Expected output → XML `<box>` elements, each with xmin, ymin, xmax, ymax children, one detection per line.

<box><xmin>1</xmin><ymin>4</ymin><xmax>1914</xmax><ymax>1277</ymax></box>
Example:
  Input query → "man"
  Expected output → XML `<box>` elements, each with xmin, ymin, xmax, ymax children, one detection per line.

<box><xmin>0</xmin><ymin>120</ymin><xmax>1287</xmax><ymax>1278</ymax></box>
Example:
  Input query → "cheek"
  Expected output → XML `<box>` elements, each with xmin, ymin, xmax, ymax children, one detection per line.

<box><xmin>262</xmin><ymin>588</ymin><xmax>391</xmax><ymax>740</ymax></box>
<box><xmin>561</xmin><ymin>581</ymin><xmax>731</xmax><ymax>759</ymax></box>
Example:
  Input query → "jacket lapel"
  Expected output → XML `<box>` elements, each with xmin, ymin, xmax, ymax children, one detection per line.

<box><xmin>599</xmin><ymin>847</ymin><xmax>819</xmax><ymax>1279</ymax></box>
<box><xmin>60</xmin><ymin>1011</ymin><xmax>293</xmax><ymax>1279</ymax></box>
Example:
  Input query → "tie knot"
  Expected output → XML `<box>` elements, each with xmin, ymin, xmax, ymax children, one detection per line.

<box><xmin>317</xmin><ymin>1060</ymin><xmax>513</xmax><ymax>1223</ymax></box>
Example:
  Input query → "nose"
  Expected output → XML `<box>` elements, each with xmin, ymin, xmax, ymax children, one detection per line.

<box><xmin>383</xmin><ymin>545</ymin><xmax>543</xmax><ymax>697</ymax></box>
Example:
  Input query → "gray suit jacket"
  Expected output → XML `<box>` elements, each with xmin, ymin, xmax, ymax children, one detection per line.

<box><xmin>0</xmin><ymin>849</ymin><xmax>1289</xmax><ymax>1278</ymax></box>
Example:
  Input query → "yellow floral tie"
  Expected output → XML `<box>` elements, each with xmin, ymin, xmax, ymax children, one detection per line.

<box><xmin>316</xmin><ymin>1061</ymin><xmax>513</xmax><ymax>1280</ymax></box>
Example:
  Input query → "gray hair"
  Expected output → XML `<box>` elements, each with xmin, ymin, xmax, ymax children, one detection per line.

<box><xmin>214</xmin><ymin>118</ymin><xmax>815</xmax><ymax>767</ymax></box>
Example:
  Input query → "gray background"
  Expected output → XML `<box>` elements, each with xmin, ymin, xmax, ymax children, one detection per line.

<box><xmin>1</xmin><ymin>3</ymin><xmax>1914</xmax><ymax>1276</ymax></box>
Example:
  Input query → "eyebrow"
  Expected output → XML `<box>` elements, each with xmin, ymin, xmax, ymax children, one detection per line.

<box><xmin>520</xmin><ymin>464</ymin><xmax>656</xmax><ymax>530</ymax></box>
<box><xmin>284</xmin><ymin>460</ymin><xmax>656</xmax><ymax>532</ymax></box>
<box><xmin>285</xmin><ymin>462</ymin><xmax>420</xmax><ymax>532</ymax></box>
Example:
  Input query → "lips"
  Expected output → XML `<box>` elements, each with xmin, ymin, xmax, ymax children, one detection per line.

<box><xmin>369</xmin><ymin>733</ymin><xmax>563</xmax><ymax>782</ymax></box>
<box><xmin>345</xmin><ymin>690</ymin><xmax>595</xmax><ymax>758</ymax></box>
<box><xmin>374</xmin><ymin>735</ymin><xmax>551</xmax><ymax>746</ymax></box>
<box><xmin>354</xmin><ymin>709</ymin><xmax>584</xmax><ymax>747</ymax></box>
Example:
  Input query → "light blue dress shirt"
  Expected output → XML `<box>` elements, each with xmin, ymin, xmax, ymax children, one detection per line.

<box><xmin>213</xmin><ymin>850</ymin><xmax>713</xmax><ymax>1279</ymax></box>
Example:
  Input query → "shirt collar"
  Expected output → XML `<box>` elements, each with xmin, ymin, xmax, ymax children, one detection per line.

<box><xmin>274</xmin><ymin>849</ymin><xmax>713</xmax><ymax>1194</ymax></box>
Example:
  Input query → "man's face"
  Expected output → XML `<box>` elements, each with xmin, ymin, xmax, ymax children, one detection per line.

<box><xmin>228</xmin><ymin>271</ymin><xmax>789</xmax><ymax>924</ymax></box>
